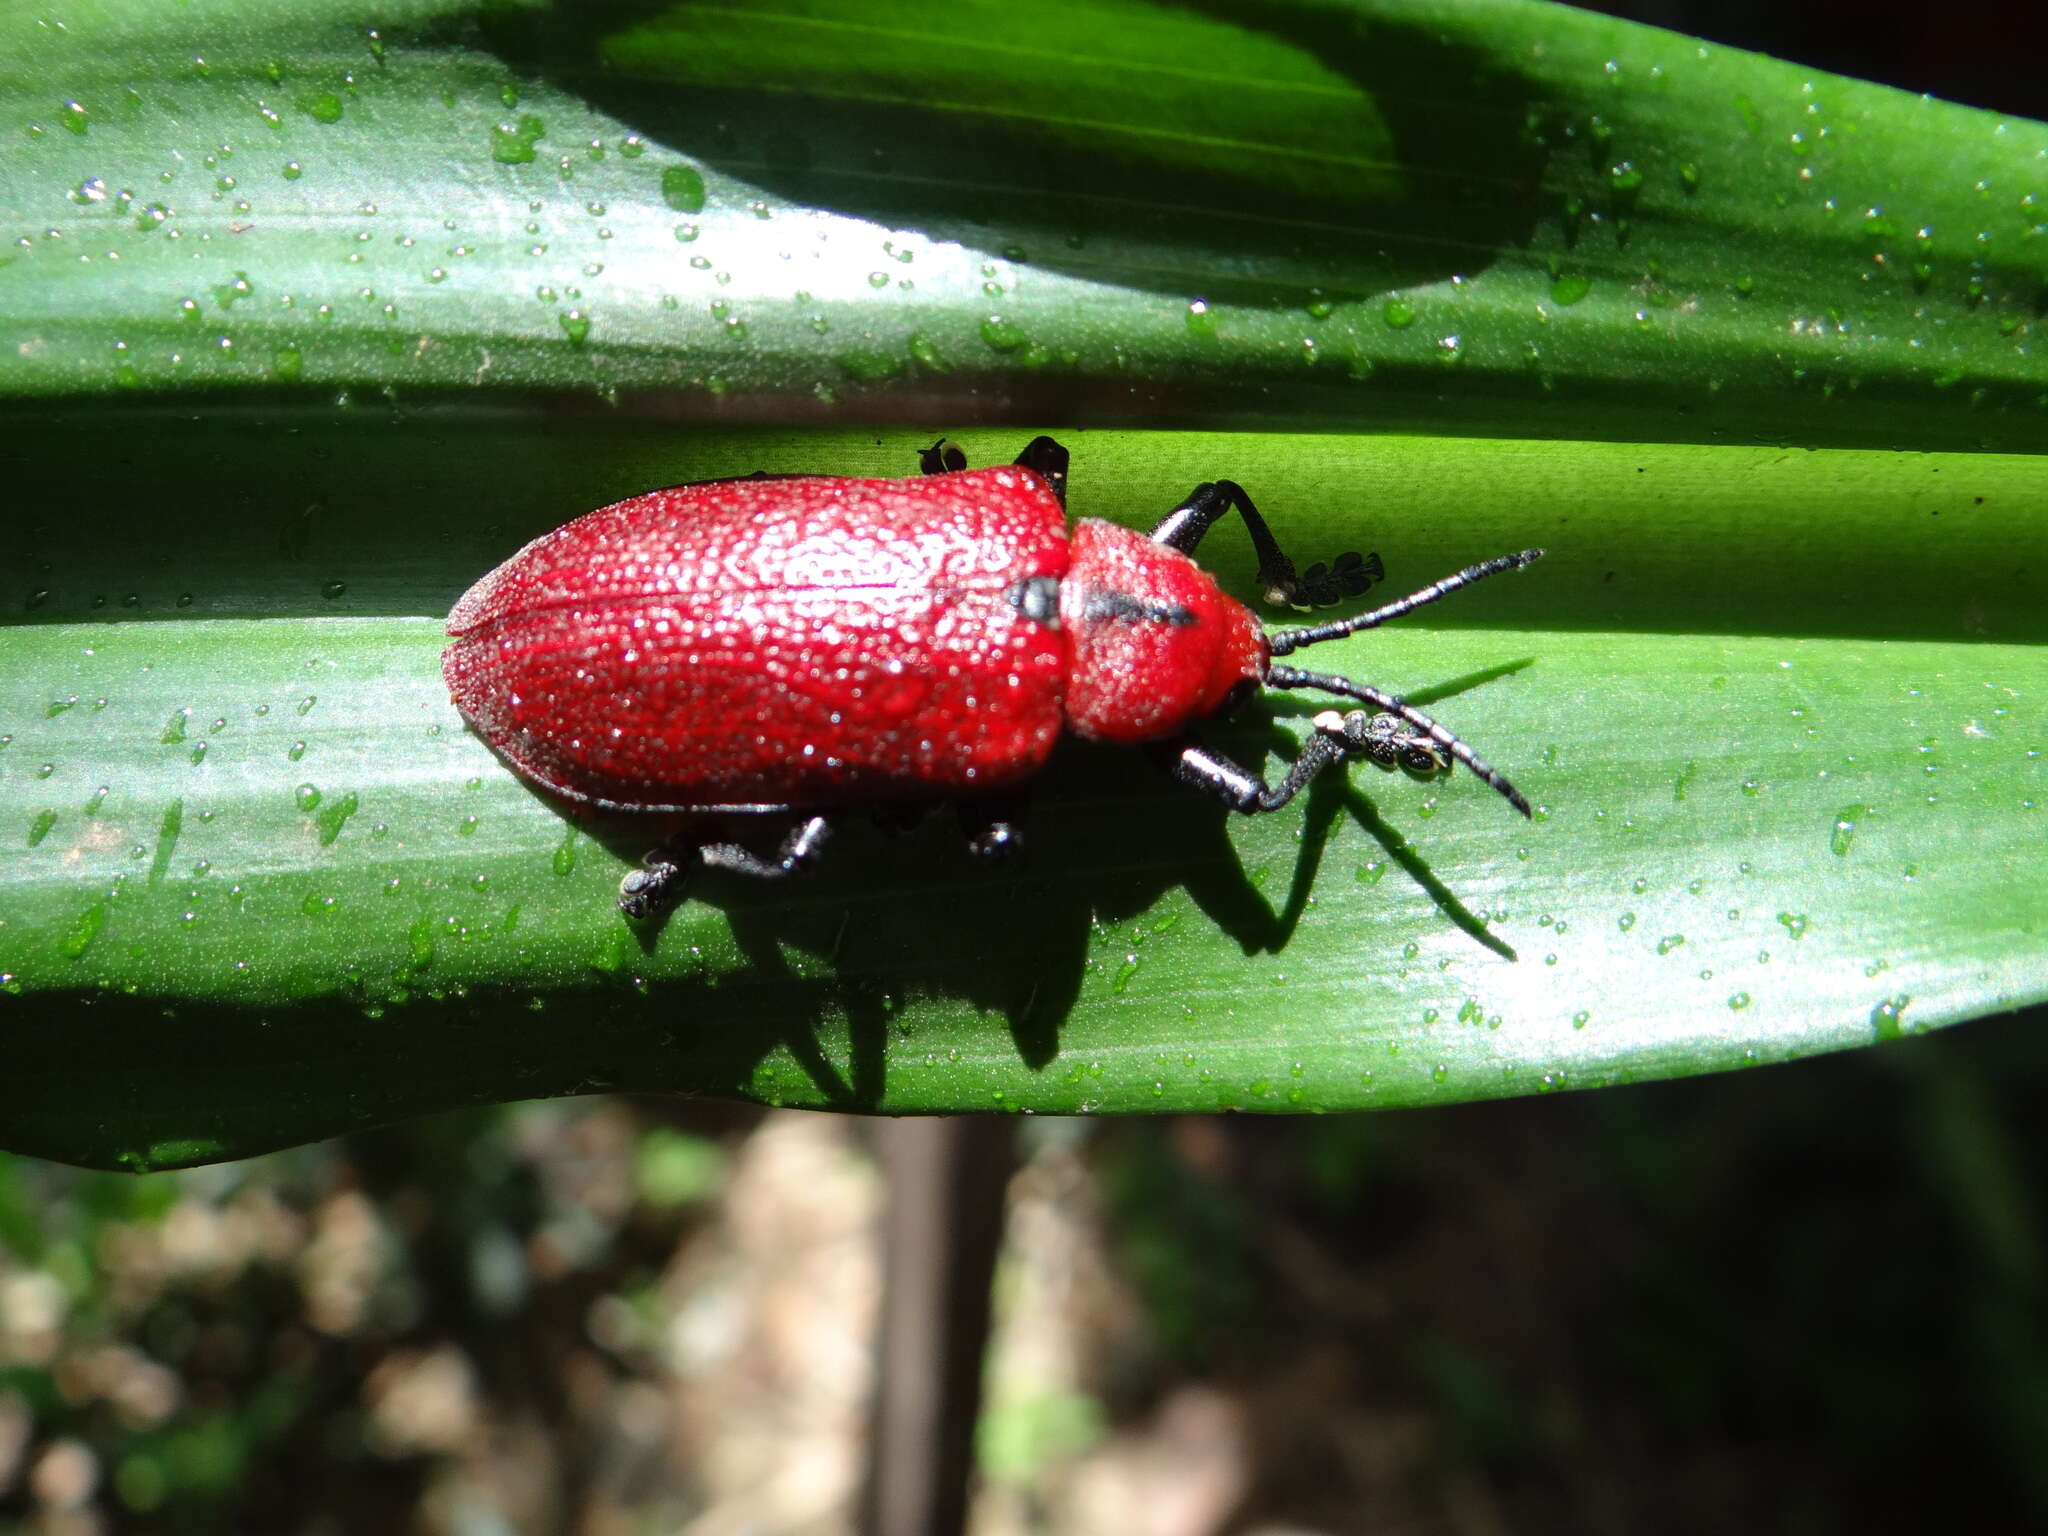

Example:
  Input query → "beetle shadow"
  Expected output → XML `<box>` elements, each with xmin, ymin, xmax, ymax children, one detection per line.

<box><xmin>559</xmin><ymin>657</ymin><xmax>1532</xmax><ymax>1105</ymax></box>
<box><xmin>1174</xmin><ymin>712</ymin><xmax>1517</xmax><ymax>964</ymax></box>
<box><xmin>1405</xmin><ymin>656</ymin><xmax>1537</xmax><ymax>708</ymax></box>
<box><xmin>39</xmin><ymin>657</ymin><xmax>1541</xmax><ymax>1165</ymax></box>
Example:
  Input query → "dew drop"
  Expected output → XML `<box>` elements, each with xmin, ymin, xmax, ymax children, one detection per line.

<box><xmin>1829</xmin><ymin>802</ymin><xmax>1867</xmax><ymax>856</ymax></box>
<box><xmin>1870</xmin><ymin>994</ymin><xmax>1911</xmax><ymax>1040</ymax></box>
<box><xmin>979</xmin><ymin>316</ymin><xmax>1029</xmax><ymax>352</ymax></box>
<box><xmin>660</xmin><ymin>165</ymin><xmax>706</xmax><ymax>214</ymax></box>
<box><xmin>60</xmin><ymin>903</ymin><xmax>107</xmax><ymax>959</ymax></box>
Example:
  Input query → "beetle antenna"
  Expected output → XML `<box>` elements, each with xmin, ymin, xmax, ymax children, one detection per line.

<box><xmin>1265</xmin><ymin>664</ymin><xmax>1531</xmax><ymax>818</ymax></box>
<box><xmin>1267</xmin><ymin>549</ymin><xmax>1544</xmax><ymax>656</ymax></box>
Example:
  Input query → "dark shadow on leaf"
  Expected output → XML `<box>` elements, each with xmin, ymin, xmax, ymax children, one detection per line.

<box><xmin>475</xmin><ymin>0</ymin><xmax>1547</xmax><ymax>306</ymax></box>
<box><xmin>12</xmin><ymin>411</ymin><xmax>2046</xmax><ymax>641</ymax></box>
<box><xmin>1345</xmin><ymin>784</ymin><xmax>1515</xmax><ymax>962</ymax></box>
<box><xmin>0</xmin><ymin>660</ymin><xmax>1531</xmax><ymax>1167</ymax></box>
<box><xmin>1406</xmin><ymin>655</ymin><xmax>1537</xmax><ymax>708</ymax></box>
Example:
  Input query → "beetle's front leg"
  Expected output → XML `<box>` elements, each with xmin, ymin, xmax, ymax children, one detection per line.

<box><xmin>618</xmin><ymin>814</ymin><xmax>835</xmax><ymax>918</ymax></box>
<box><xmin>1148</xmin><ymin>481</ymin><xmax>1380</xmax><ymax>610</ymax></box>
<box><xmin>1162</xmin><ymin>707</ymin><xmax>1449</xmax><ymax>817</ymax></box>
<box><xmin>1160</xmin><ymin>724</ymin><xmax>1354</xmax><ymax>815</ymax></box>
<box><xmin>1010</xmin><ymin>435</ymin><xmax>1069</xmax><ymax>506</ymax></box>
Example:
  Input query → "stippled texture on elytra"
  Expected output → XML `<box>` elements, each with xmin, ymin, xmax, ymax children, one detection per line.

<box><xmin>445</xmin><ymin>468</ymin><xmax>1072</xmax><ymax>809</ymax></box>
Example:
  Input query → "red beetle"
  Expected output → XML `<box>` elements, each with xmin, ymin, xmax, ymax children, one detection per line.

<box><xmin>444</xmin><ymin>437</ymin><xmax>1542</xmax><ymax>916</ymax></box>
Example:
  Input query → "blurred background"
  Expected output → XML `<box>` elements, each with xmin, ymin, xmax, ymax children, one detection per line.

<box><xmin>4</xmin><ymin>4</ymin><xmax>2046</xmax><ymax>1532</ymax></box>
<box><xmin>3</xmin><ymin>1019</ymin><xmax>2046</xmax><ymax>1533</ymax></box>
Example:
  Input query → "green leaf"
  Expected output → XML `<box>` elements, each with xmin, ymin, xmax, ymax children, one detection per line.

<box><xmin>6</xmin><ymin>426</ymin><xmax>2045</xmax><ymax>1167</ymax></box>
<box><xmin>2</xmin><ymin>0</ymin><xmax>2045</xmax><ymax>1167</ymax></box>
<box><xmin>2</xmin><ymin>0</ymin><xmax>2042</xmax><ymax>444</ymax></box>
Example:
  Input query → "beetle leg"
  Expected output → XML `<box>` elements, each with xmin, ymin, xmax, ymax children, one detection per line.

<box><xmin>916</xmin><ymin>436</ymin><xmax>1068</xmax><ymax>504</ymax></box>
<box><xmin>918</xmin><ymin>438</ymin><xmax>969</xmax><ymax>475</ymax></box>
<box><xmin>957</xmin><ymin>798</ymin><xmax>1027</xmax><ymax>860</ymax></box>
<box><xmin>1319</xmin><ymin>708</ymin><xmax>1451</xmax><ymax>777</ymax></box>
<box><xmin>1161</xmin><ymin>707</ymin><xmax>1451</xmax><ymax>815</ymax></box>
<box><xmin>618</xmin><ymin>852</ymin><xmax>690</xmax><ymax>919</ymax></box>
<box><xmin>1012</xmin><ymin>435</ymin><xmax>1070</xmax><ymax>507</ymax></box>
<box><xmin>701</xmin><ymin>813</ymin><xmax>835</xmax><ymax>879</ymax></box>
<box><xmin>617</xmin><ymin>814</ymin><xmax>835</xmax><ymax>918</ymax></box>
<box><xmin>1147</xmin><ymin>481</ymin><xmax>1380</xmax><ymax>611</ymax></box>
<box><xmin>1160</xmin><ymin>719</ymin><xmax>1360</xmax><ymax>814</ymax></box>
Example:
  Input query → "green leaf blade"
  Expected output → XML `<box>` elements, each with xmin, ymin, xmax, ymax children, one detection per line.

<box><xmin>5</xmin><ymin>430</ymin><xmax>2044</xmax><ymax>1168</ymax></box>
<box><xmin>3</xmin><ymin>0</ymin><xmax>2043</xmax><ymax>444</ymax></box>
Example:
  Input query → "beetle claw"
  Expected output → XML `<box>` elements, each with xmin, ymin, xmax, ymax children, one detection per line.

<box><xmin>1314</xmin><ymin>708</ymin><xmax>1450</xmax><ymax>777</ymax></box>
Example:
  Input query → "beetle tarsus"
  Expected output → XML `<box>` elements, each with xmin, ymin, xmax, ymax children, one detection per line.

<box><xmin>619</xmin><ymin>853</ymin><xmax>691</xmax><ymax>920</ymax></box>
<box><xmin>1317</xmin><ymin>708</ymin><xmax>1450</xmax><ymax>776</ymax></box>
<box><xmin>1164</xmin><ymin>705</ymin><xmax>1459</xmax><ymax>820</ymax></box>
<box><xmin>1293</xmin><ymin>550</ymin><xmax>1384</xmax><ymax>608</ymax></box>
<box><xmin>1147</xmin><ymin>479</ymin><xmax>1378</xmax><ymax>612</ymax></box>
<box><xmin>617</xmin><ymin>815</ymin><xmax>835</xmax><ymax>918</ymax></box>
<box><xmin>1268</xmin><ymin>668</ymin><xmax>1531</xmax><ymax>818</ymax></box>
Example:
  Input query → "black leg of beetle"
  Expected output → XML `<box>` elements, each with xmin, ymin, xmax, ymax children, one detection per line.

<box><xmin>1147</xmin><ymin>481</ymin><xmax>1380</xmax><ymax>610</ymax></box>
<box><xmin>957</xmin><ymin>798</ymin><xmax>1027</xmax><ymax>860</ymax></box>
<box><xmin>918</xmin><ymin>438</ymin><xmax>969</xmax><ymax>475</ymax></box>
<box><xmin>700</xmin><ymin>813</ymin><xmax>835</xmax><ymax>879</ymax></box>
<box><xmin>1266</xmin><ymin>665</ymin><xmax>1532</xmax><ymax>818</ymax></box>
<box><xmin>618</xmin><ymin>850</ymin><xmax>690</xmax><ymax>920</ymax></box>
<box><xmin>1321</xmin><ymin>709</ymin><xmax>1452</xmax><ymax>777</ymax></box>
<box><xmin>1163</xmin><ymin>730</ymin><xmax>1356</xmax><ymax>815</ymax></box>
<box><xmin>617</xmin><ymin>814</ymin><xmax>835</xmax><ymax>918</ymax></box>
<box><xmin>1012</xmin><ymin>435</ymin><xmax>1069</xmax><ymax>507</ymax></box>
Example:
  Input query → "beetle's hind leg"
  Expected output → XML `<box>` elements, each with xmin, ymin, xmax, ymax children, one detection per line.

<box><xmin>618</xmin><ymin>814</ymin><xmax>835</xmax><ymax>918</ymax></box>
<box><xmin>1148</xmin><ymin>481</ymin><xmax>1380</xmax><ymax>611</ymax></box>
